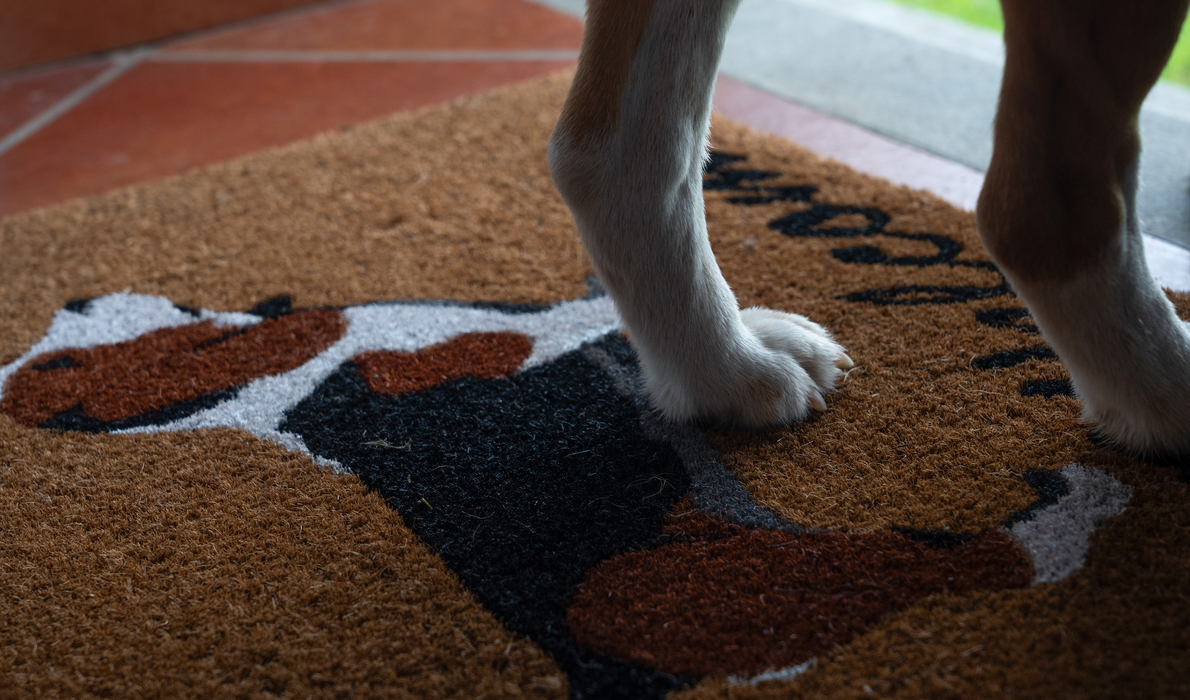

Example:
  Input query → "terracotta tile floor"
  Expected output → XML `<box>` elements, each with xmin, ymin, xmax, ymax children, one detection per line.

<box><xmin>0</xmin><ymin>0</ymin><xmax>582</xmax><ymax>217</ymax></box>
<box><xmin>0</xmin><ymin>61</ymin><xmax>109</xmax><ymax>138</ymax></box>
<box><xmin>163</xmin><ymin>0</ymin><xmax>583</xmax><ymax>51</ymax></box>
<box><xmin>0</xmin><ymin>0</ymin><xmax>327</xmax><ymax>73</ymax></box>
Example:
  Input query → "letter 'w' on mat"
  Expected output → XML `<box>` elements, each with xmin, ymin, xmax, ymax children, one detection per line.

<box><xmin>2</xmin><ymin>73</ymin><xmax>1188</xmax><ymax>698</ymax></box>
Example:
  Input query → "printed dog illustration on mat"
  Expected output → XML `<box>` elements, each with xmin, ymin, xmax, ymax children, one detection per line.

<box><xmin>0</xmin><ymin>291</ymin><xmax>1132</xmax><ymax>698</ymax></box>
<box><xmin>547</xmin><ymin>0</ymin><xmax>1190</xmax><ymax>456</ymax></box>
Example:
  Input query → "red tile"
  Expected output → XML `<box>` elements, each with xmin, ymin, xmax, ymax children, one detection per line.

<box><xmin>165</xmin><ymin>0</ymin><xmax>584</xmax><ymax>52</ymax></box>
<box><xmin>0</xmin><ymin>0</ymin><xmax>326</xmax><ymax>73</ymax></box>
<box><xmin>0</xmin><ymin>60</ymin><xmax>575</xmax><ymax>217</ymax></box>
<box><xmin>0</xmin><ymin>61</ymin><xmax>108</xmax><ymax>138</ymax></box>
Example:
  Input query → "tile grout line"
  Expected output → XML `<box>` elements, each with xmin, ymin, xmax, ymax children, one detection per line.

<box><xmin>0</xmin><ymin>49</ymin><xmax>153</xmax><ymax>158</ymax></box>
<box><xmin>152</xmin><ymin>49</ymin><xmax>580</xmax><ymax>63</ymax></box>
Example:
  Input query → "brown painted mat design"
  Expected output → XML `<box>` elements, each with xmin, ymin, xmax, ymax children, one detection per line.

<box><xmin>2</xmin><ymin>72</ymin><xmax>1189</xmax><ymax>698</ymax></box>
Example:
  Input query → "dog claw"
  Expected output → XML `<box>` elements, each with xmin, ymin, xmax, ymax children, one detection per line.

<box><xmin>810</xmin><ymin>395</ymin><xmax>828</xmax><ymax>412</ymax></box>
<box><xmin>837</xmin><ymin>353</ymin><xmax>855</xmax><ymax>370</ymax></box>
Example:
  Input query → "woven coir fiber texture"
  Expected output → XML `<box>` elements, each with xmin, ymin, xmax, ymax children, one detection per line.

<box><xmin>2</xmin><ymin>72</ymin><xmax>1188</xmax><ymax>699</ymax></box>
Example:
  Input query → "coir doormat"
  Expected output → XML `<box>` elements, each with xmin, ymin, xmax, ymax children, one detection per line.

<box><xmin>2</xmin><ymin>73</ymin><xmax>1188</xmax><ymax>699</ymax></box>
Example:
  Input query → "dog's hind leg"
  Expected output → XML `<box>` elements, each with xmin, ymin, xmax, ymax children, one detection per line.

<box><xmin>978</xmin><ymin>0</ymin><xmax>1190</xmax><ymax>456</ymax></box>
<box><xmin>549</xmin><ymin>0</ymin><xmax>853</xmax><ymax>428</ymax></box>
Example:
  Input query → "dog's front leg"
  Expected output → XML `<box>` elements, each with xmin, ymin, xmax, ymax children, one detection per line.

<box><xmin>979</xmin><ymin>0</ymin><xmax>1190</xmax><ymax>456</ymax></box>
<box><xmin>549</xmin><ymin>0</ymin><xmax>852</xmax><ymax>427</ymax></box>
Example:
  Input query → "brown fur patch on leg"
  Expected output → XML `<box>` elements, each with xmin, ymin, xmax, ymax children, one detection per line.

<box><xmin>977</xmin><ymin>0</ymin><xmax>1188</xmax><ymax>284</ymax></box>
<box><xmin>554</xmin><ymin>0</ymin><xmax>660</xmax><ymax>141</ymax></box>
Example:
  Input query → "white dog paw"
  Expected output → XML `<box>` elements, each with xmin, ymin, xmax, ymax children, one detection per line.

<box><xmin>641</xmin><ymin>307</ymin><xmax>853</xmax><ymax>429</ymax></box>
<box><xmin>1076</xmin><ymin>317</ymin><xmax>1190</xmax><ymax>460</ymax></box>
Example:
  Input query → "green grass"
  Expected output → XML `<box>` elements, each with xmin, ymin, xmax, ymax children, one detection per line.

<box><xmin>884</xmin><ymin>0</ymin><xmax>1190</xmax><ymax>87</ymax></box>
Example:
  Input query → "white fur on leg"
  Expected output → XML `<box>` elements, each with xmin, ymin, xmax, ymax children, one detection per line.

<box><xmin>1002</xmin><ymin>165</ymin><xmax>1190</xmax><ymax>456</ymax></box>
<box><xmin>1010</xmin><ymin>254</ymin><xmax>1190</xmax><ymax>456</ymax></box>
<box><xmin>550</xmin><ymin>0</ymin><xmax>851</xmax><ymax>427</ymax></box>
